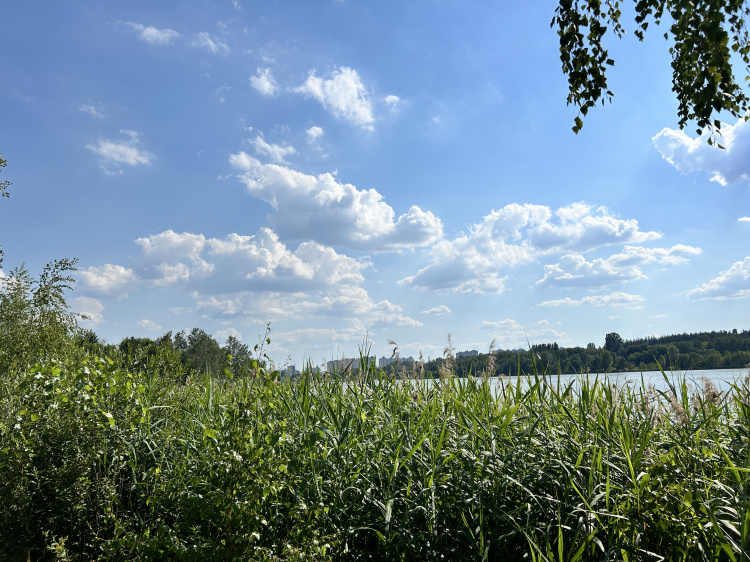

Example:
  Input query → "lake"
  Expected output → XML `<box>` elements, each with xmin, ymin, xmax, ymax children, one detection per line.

<box><xmin>483</xmin><ymin>367</ymin><xmax>750</xmax><ymax>393</ymax></box>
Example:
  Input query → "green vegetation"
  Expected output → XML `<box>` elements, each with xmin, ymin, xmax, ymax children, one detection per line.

<box><xmin>552</xmin><ymin>0</ymin><xmax>750</xmax><ymax>143</ymax></box>
<box><xmin>2</xmin><ymin>333</ymin><xmax>750</xmax><ymax>559</ymax></box>
<box><xmin>423</xmin><ymin>330</ymin><xmax>750</xmax><ymax>379</ymax></box>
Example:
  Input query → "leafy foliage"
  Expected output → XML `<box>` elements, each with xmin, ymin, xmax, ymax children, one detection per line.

<box><xmin>0</xmin><ymin>259</ymin><xmax>79</xmax><ymax>376</ymax></box>
<box><xmin>2</xmin><ymin>342</ymin><xmax>750</xmax><ymax>560</ymax></box>
<box><xmin>552</xmin><ymin>0</ymin><xmax>750</xmax><ymax>143</ymax></box>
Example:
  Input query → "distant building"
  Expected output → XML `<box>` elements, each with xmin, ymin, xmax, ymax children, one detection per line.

<box><xmin>327</xmin><ymin>357</ymin><xmax>375</xmax><ymax>373</ymax></box>
<box><xmin>456</xmin><ymin>350</ymin><xmax>479</xmax><ymax>358</ymax></box>
<box><xmin>282</xmin><ymin>365</ymin><xmax>298</xmax><ymax>376</ymax></box>
<box><xmin>379</xmin><ymin>356</ymin><xmax>394</xmax><ymax>368</ymax></box>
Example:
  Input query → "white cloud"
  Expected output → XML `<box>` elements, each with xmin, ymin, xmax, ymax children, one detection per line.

<box><xmin>79</xmin><ymin>104</ymin><xmax>105</xmax><ymax>119</ymax></box>
<box><xmin>687</xmin><ymin>257</ymin><xmax>750</xmax><ymax>300</ymax></box>
<box><xmin>739</xmin><ymin>217</ymin><xmax>750</xmax><ymax>223</ymax></box>
<box><xmin>191</xmin><ymin>31</ymin><xmax>230</xmax><ymax>55</ymax></box>
<box><xmin>306</xmin><ymin>126</ymin><xmax>324</xmax><ymax>144</ymax></box>
<box><xmin>384</xmin><ymin>94</ymin><xmax>401</xmax><ymax>110</ymax></box>
<box><xmin>229</xmin><ymin>153</ymin><xmax>443</xmax><ymax>250</ymax></box>
<box><xmin>86</xmin><ymin>130</ymin><xmax>154</xmax><ymax>172</ymax></box>
<box><xmin>78</xmin><ymin>264</ymin><xmax>138</xmax><ymax>297</ymax></box>
<box><xmin>537</xmin><ymin>244</ymin><xmax>701</xmax><ymax>288</ymax></box>
<box><xmin>421</xmin><ymin>305</ymin><xmax>451</xmax><ymax>315</ymax></box>
<box><xmin>528</xmin><ymin>203</ymin><xmax>661</xmax><ymax>254</ymax></box>
<box><xmin>135</xmin><ymin>230</ymin><xmax>213</xmax><ymax>285</ymax></box>
<box><xmin>538</xmin><ymin>292</ymin><xmax>645</xmax><ymax>309</ymax></box>
<box><xmin>288</xmin><ymin>285</ymin><xmax>422</xmax><ymax>328</ymax></box>
<box><xmin>127</xmin><ymin>227</ymin><xmax>371</xmax><ymax>295</ymax></box>
<box><xmin>215</xmin><ymin>327</ymin><xmax>242</xmax><ymax>344</ymax></box>
<box><xmin>137</xmin><ymin>318</ymin><xmax>162</xmax><ymax>331</ymax></box>
<box><xmin>479</xmin><ymin>318</ymin><xmax>567</xmax><ymax>349</ymax></box>
<box><xmin>72</xmin><ymin>296</ymin><xmax>105</xmax><ymax>326</ymax></box>
<box><xmin>125</xmin><ymin>22</ymin><xmax>180</xmax><ymax>45</ymax></box>
<box><xmin>653</xmin><ymin>117</ymin><xmax>750</xmax><ymax>185</ymax></box>
<box><xmin>295</xmin><ymin>67</ymin><xmax>374</xmax><ymax>129</ymax></box>
<box><xmin>250</xmin><ymin>68</ymin><xmax>278</xmax><ymax>97</ymax></box>
<box><xmin>401</xmin><ymin>203</ymin><xmax>661</xmax><ymax>294</ymax></box>
<box><xmin>251</xmin><ymin>135</ymin><xmax>295</xmax><ymax>163</ymax></box>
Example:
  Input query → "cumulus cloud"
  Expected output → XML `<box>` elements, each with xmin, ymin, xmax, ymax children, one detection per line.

<box><xmin>72</xmin><ymin>296</ymin><xmax>105</xmax><ymax>326</ymax></box>
<box><xmin>401</xmin><ymin>203</ymin><xmax>661</xmax><ymax>294</ymax></box>
<box><xmin>739</xmin><ymin>217</ymin><xmax>750</xmax><ymax>223</ymax></box>
<box><xmin>306</xmin><ymin>126</ymin><xmax>324</xmax><ymax>144</ymax></box>
<box><xmin>295</xmin><ymin>67</ymin><xmax>374</xmax><ymax>129</ymax></box>
<box><xmin>479</xmin><ymin>318</ymin><xmax>567</xmax><ymax>349</ymax></box>
<box><xmin>84</xmin><ymin>226</ymin><xmax>421</xmax><ymax>331</ymax></box>
<box><xmin>538</xmin><ymin>292</ymin><xmax>645</xmax><ymax>309</ymax></box>
<box><xmin>137</xmin><ymin>319</ymin><xmax>162</xmax><ymax>331</ymax></box>
<box><xmin>78</xmin><ymin>264</ymin><xmax>138</xmax><ymax>297</ymax></box>
<box><xmin>288</xmin><ymin>285</ymin><xmax>423</xmax><ymax>327</ymax></box>
<box><xmin>653</xmin><ymin>117</ymin><xmax>750</xmax><ymax>185</ymax></box>
<box><xmin>250</xmin><ymin>68</ymin><xmax>278</xmax><ymax>97</ymax></box>
<box><xmin>126</xmin><ymin>22</ymin><xmax>180</xmax><ymax>45</ymax></box>
<box><xmin>687</xmin><ymin>257</ymin><xmax>750</xmax><ymax>300</ymax></box>
<box><xmin>134</xmin><ymin>230</ymin><xmax>212</xmax><ymax>285</ymax></box>
<box><xmin>421</xmin><ymin>305</ymin><xmax>451</xmax><ymax>315</ymax></box>
<box><xmin>251</xmin><ymin>135</ymin><xmax>295</xmax><ymax>163</ymax></box>
<box><xmin>229</xmin><ymin>153</ymin><xmax>443</xmax><ymax>250</ymax></box>
<box><xmin>191</xmin><ymin>31</ymin><xmax>229</xmax><ymax>55</ymax></box>
<box><xmin>79</xmin><ymin>104</ymin><xmax>105</xmax><ymax>119</ymax></box>
<box><xmin>537</xmin><ymin>244</ymin><xmax>701</xmax><ymax>288</ymax></box>
<box><xmin>86</xmin><ymin>130</ymin><xmax>154</xmax><ymax>173</ymax></box>
<box><xmin>124</xmin><ymin>228</ymin><xmax>371</xmax><ymax>295</ymax></box>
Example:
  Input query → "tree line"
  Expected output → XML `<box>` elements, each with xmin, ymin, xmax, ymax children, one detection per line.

<box><xmin>422</xmin><ymin>329</ymin><xmax>750</xmax><ymax>378</ymax></box>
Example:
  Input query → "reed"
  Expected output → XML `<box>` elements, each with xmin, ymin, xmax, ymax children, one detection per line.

<box><xmin>1</xmin><ymin>350</ymin><xmax>749</xmax><ymax>560</ymax></box>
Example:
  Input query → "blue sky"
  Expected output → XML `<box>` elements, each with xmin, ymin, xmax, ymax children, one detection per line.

<box><xmin>1</xmin><ymin>1</ymin><xmax>749</xmax><ymax>367</ymax></box>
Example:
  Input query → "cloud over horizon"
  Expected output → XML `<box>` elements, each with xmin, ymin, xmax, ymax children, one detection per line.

<box><xmin>537</xmin><ymin>244</ymin><xmax>701</xmax><ymax>288</ymax></box>
<box><xmin>229</xmin><ymin>153</ymin><xmax>443</xmax><ymax>251</ymax></box>
<box><xmin>688</xmin><ymin>257</ymin><xmax>750</xmax><ymax>300</ymax></box>
<box><xmin>400</xmin><ymin>203</ymin><xmax>662</xmax><ymax>294</ymax></box>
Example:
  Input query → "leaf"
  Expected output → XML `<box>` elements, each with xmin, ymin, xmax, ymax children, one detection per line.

<box><xmin>102</xmin><ymin>411</ymin><xmax>115</xmax><ymax>428</ymax></box>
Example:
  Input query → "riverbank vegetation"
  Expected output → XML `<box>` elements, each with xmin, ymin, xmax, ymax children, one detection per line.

<box><xmin>417</xmin><ymin>330</ymin><xmax>750</xmax><ymax>379</ymax></box>
<box><xmin>1</xmin><ymin>267</ymin><xmax>750</xmax><ymax>560</ymax></box>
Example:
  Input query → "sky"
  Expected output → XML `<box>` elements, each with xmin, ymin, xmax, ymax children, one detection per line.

<box><xmin>1</xmin><ymin>1</ymin><xmax>749</xmax><ymax>368</ymax></box>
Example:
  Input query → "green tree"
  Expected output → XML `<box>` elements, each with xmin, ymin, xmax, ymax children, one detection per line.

<box><xmin>0</xmin><ymin>260</ymin><xmax>79</xmax><ymax>375</ymax></box>
<box><xmin>552</xmin><ymin>0</ymin><xmax>750</xmax><ymax>144</ymax></box>
<box><xmin>223</xmin><ymin>335</ymin><xmax>252</xmax><ymax>374</ymax></box>
<box><xmin>605</xmin><ymin>331</ymin><xmax>624</xmax><ymax>353</ymax></box>
<box><xmin>182</xmin><ymin>328</ymin><xmax>226</xmax><ymax>376</ymax></box>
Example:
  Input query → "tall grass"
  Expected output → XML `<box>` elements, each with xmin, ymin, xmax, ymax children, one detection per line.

<box><xmin>1</xmin><ymin>351</ymin><xmax>749</xmax><ymax>560</ymax></box>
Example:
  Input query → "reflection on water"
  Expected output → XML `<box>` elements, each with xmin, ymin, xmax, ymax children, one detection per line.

<box><xmin>486</xmin><ymin>367</ymin><xmax>749</xmax><ymax>393</ymax></box>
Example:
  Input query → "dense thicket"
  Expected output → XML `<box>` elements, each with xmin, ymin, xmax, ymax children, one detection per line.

<box><xmin>2</xmin><ymin>352</ymin><xmax>750</xmax><ymax>560</ymax></box>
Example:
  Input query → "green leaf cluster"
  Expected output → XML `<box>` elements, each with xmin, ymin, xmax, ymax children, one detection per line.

<box><xmin>552</xmin><ymin>0</ymin><xmax>750</xmax><ymax>143</ymax></box>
